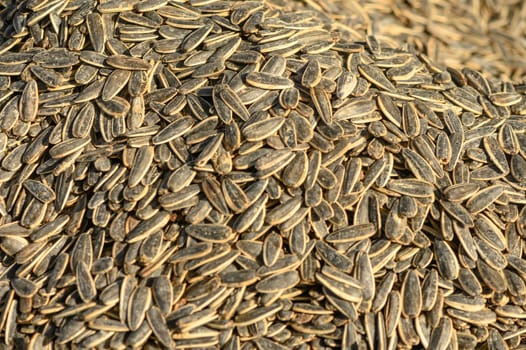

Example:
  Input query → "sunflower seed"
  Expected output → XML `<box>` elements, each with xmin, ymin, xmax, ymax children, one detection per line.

<box><xmin>147</xmin><ymin>306</ymin><xmax>174</xmax><ymax>348</ymax></box>
<box><xmin>128</xmin><ymin>286</ymin><xmax>151</xmax><ymax>331</ymax></box>
<box><xmin>401</xmin><ymin>269</ymin><xmax>422</xmax><ymax>317</ymax></box>
<box><xmin>246</xmin><ymin>72</ymin><xmax>294</xmax><ymax>90</ymax></box>
<box><xmin>76</xmin><ymin>261</ymin><xmax>96</xmax><ymax>302</ymax></box>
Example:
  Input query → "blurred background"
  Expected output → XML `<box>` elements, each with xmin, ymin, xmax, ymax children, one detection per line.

<box><xmin>268</xmin><ymin>0</ymin><xmax>526</xmax><ymax>82</ymax></box>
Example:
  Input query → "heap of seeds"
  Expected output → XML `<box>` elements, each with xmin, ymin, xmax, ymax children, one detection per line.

<box><xmin>360</xmin><ymin>0</ymin><xmax>526</xmax><ymax>82</ymax></box>
<box><xmin>1</xmin><ymin>0</ymin><xmax>526</xmax><ymax>349</ymax></box>
<box><xmin>297</xmin><ymin>0</ymin><xmax>526</xmax><ymax>83</ymax></box>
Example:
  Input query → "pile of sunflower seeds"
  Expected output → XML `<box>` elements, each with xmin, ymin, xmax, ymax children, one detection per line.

<box><xmin>359</xmin><ymin>0</ymin><xmax>526</xmax><ymax>82</ymax></box>
<box><xmin>300</xmin><ymin>0</ymin><xmax>526</xmax><ymax>82</ymax></box>
<box><xmin>1</xmin><ymin>0</ymin><xmax>526</xmax><ymax>349</ymax></box>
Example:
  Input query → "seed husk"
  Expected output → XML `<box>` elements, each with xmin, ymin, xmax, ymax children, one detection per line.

<box><xmin>256</xmin><ymin>271</ymin><xmax>300</xmax><ymax>293</ymax></box>
<box><xmin>106</xmin><ymin>55</ymin><xmax>150</xmax><ymax>71</ymax></box>
<box><xmin>147</xmin><ymin>306</ymin><xmax>174</xmax><ymax>348</ymax></box>
<box><xmin>246</xmin><ymin>72</ymin><xmax>294</xmax><ymax>89</ymax></box>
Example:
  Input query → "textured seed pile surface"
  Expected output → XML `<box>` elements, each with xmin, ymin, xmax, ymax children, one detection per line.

<box><xmin>0</xmin><ymin>0</ymin><xmax>525</xmax><ymax>349</ymax></box>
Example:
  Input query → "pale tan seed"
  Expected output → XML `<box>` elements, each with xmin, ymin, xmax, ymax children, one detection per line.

<box><xmin>19</xmin><ymin>80</ymin><xmax>38</xmax><ymax>122</ymax></box>
<box><xmin>245</xmin><ymin>72</ymin><xmax>293</xmax><ymax>89</ymax></box>
<box><xmin>489</xmin><ymin>92</ymin><xmax>522</xmax><ymax>106</ymax></box>
<box><xmin>498</xmin><ymin>123</ymin><xmax>519</xmax><ymax>155</ymax></box>
<box><xmin>315</xmin><ymin>273</ymin><xmax>362</xmax><ymax>303</ymax></box>
<box><xmin>334</xmin><ymin>99</ymin><xmax>376</xmax><ymax>122</ymax></box>
<box><xmin>88</xmin><ymin>317</ymin><xmax>129</xmax><ymax>332</ymax></box>
<box><xmin>106</xmin><ymin>55</ymin><xmax>150</xmax><ymax>71</ymax></box>
<box><xmin>336</xmin><ymin>71</ymin><xmax>356</xmax><ymax>100</ymax></box>
<box><xmin>0</xmin><ymin>96</ymin><xmax>19</xmax><ymax>132</ymax></box>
